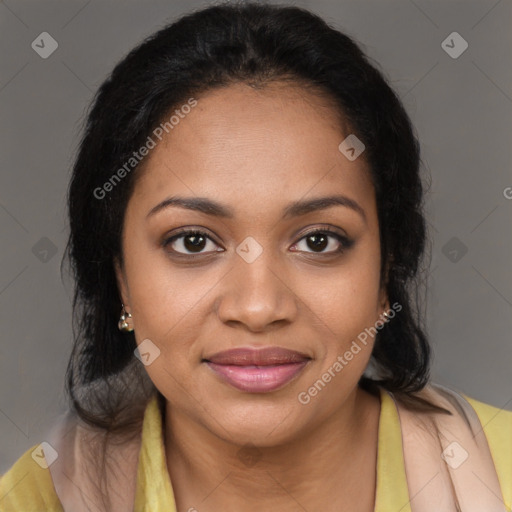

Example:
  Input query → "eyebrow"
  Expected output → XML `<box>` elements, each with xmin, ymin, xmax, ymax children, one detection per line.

<box><xmin>146</xmin><ymin>194</ymin><xmax>367</xmax><ymax>223</ymax></box>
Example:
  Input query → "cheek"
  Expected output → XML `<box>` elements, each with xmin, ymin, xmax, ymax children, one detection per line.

<box><xmin>123</xmin><ymin>239</ymin><xmax>220</xmax><ymax>362</ymax></box>
<box><xmin>123</xmin><ymin>231</ymin><xmax>189</xmax><ymax>321</ymax></box>
<box><xmin>308</xmin><ymin>245</ymin><xmax>381</xmax><ymax>332</ymax></box>
<box><xmin>124</xmin><ymin>250</ymin><xmax>209</xmax><ymax>398</ymax></box>
<box><xmin>296</xmin><ymin>247</ymin><xmax>382</xmax><ymax>390</ymax></box>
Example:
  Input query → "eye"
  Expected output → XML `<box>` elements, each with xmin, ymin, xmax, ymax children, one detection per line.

<box><xmin>291</xmin><ymin>227</ymin><xmax>353</xmax><ymax>255</ymax></box>
<box><xmin>162</xmin><ymin>226</ymin><xmax>353</xmax><ymax>258</ymax></box>
<box><xmin>163</xmin><ymin>229</ymin><xmax>222</xmax><ymax>256</ymax></box>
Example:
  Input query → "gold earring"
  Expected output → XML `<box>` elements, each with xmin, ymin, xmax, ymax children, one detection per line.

<box><xmin>118</xmin><ymin>303</ymin><xmax>134</xmax><ymax>332</ymax></box>
<box><xmin>382</xmin><ymin>311</ymin><xmax>390</xmax><ymax>322</ymax></box>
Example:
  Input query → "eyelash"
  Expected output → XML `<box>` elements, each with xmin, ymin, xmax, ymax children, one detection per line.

<box><xmin>162</xmin><ymin>227</ymin><xmax>353</xmax><ymax>259</ymax></box>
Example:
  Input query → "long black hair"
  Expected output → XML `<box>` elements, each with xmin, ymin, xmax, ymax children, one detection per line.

<box><xmin>62</xmin><ymin>0</ymin><xmax>447</xmax><ymax>442</ymax></box>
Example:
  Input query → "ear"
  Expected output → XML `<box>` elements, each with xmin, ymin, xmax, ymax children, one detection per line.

<box><xmin>114</xmin><ymin>256</ymin><xmax>130</xmax><ymax>307</ymax></box>
<box><xmin>379</xmin><ymin>290</ymin><xmax>389</xmax><ymax>314</ymax></box>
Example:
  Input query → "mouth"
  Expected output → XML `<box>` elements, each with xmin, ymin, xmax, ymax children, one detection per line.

<box><xmin>203</xmin><ymin>346</ymin><xmax>311</xmax><ymax>393</ymax></box>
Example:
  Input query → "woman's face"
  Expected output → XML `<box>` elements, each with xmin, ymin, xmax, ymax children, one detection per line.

<box><xmin>115</xmin><ymin>82</ymin><xmax>388</xmax><ymax>446</ymax></box>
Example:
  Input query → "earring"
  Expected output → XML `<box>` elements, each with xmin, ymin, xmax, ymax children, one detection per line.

<box><xmin>118</xmin><ymin>303</ymin><xmax>134</xmax><ymax>332</ymax></box>
<box><xmin>382</xmin><ymin>311</ymin><xmax>390</xmax><ymax>323</ymax></box>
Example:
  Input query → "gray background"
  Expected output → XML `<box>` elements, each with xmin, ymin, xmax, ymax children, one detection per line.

<box><xmin>1</xmin><ymin>0</ymin><xmax>511</xmax><ymax>473</ymax></box>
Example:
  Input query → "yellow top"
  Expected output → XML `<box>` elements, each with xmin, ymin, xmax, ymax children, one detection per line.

<box><xmin>1</xmin><ymin>388</ymin><xmax>511</xmax><ymax>511</ymax></box>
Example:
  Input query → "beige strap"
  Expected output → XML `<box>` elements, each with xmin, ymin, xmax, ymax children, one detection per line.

<box><xmin>394</xmin><ymin>383</ymin><xmax>506</xmax><ymax>512</ymax></box>
<box><xmin>47</xmin><ymin>412</ymin><xmax>141</xmax><ymax>512</ymax></box>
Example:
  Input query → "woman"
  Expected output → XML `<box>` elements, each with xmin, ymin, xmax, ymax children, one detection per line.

<box><xmin>1</xmin><ymin>2</ymin><xmax>510</xmax><ymax>511</ymax></box>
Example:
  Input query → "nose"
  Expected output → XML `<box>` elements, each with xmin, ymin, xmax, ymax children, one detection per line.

<box><xmin>215</xmin><ymin>249</ymin><xmax>298</xmax><ymax>332</ymax></box>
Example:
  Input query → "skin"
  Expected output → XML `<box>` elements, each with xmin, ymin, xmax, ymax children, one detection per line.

<box><xmin>115</xmin><ymin>81</ymin><xmax>389</xmax><ymax>512</ymax></box>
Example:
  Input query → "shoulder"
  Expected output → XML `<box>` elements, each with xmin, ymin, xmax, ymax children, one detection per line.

<box><xmin>421</xmin><ymin>385</ymin><xmax>512</xmax><ymax>475</ymax></box>
<box><xmin>464</xmin><ymin>393</ymin><xmax>512</xmax><ymax>428</ymax></box>
<box><xmin>462</xmin><ymin>393</ymin><xmax>512</xmax><ymax>454</ymax></box>
<box><xmin>0</xmin><ymin>444</ymin><xmax>63</xmax><ymax>512</ymax></box>
<box><xmin>463</xmin><ymin>393</ymin><xmax>512</xmax><ymax>508</ymax></box>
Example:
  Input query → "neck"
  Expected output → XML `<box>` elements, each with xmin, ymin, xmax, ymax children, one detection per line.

<box><xmin>164</xmin><ymin>386</ymin><xmax>381</xmax><ymax>512</ymax></box>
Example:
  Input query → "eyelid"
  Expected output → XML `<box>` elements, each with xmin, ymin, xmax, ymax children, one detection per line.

<box><xmin>293</xmin><ymin>223</ymin><xmax>348</xmax><ymax>241</ymax></box>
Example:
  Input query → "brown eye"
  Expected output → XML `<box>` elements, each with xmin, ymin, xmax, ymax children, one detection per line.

<box><xmin>163</xmin><ymin>230</ymin><xmax>221</xmax><ymax>255</ymax></box>
<box><xmin>292</xmin><ymin>229</ymin><xmax>353</xmax><ymax>255</ymax></box>
<box><xmin>305</xmin><ymin>232</ymin><xmax>329</xmax><ymax>252</ymax></box>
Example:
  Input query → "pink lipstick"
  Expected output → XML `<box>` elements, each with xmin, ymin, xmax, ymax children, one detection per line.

<box><xmin>203</xmin><ymin>347</ymin><xmax>310</xmax><ymax>393</ymax></box>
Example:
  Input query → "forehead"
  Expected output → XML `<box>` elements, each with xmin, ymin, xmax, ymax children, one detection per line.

<box><xmin>131</xmin><ymin>82</ymin><xmax>375</xmax><ymax>221</ymax></box>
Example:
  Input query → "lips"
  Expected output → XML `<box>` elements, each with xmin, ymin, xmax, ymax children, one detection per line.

<box><xmin>203</xmin><ymin>347</ymin><xmax>311</xmax><ymax>393</ymax></box>
<box><xmin>204</xmin><ymin>347</ymin><xmax>310</xmax><ymax>366</ymax></box>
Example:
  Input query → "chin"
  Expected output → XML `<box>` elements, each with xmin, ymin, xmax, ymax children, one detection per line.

<box><xmin>207</xmin><ymin>400</ymin><xmax>305</xmax><ymax>447</ymax></box>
